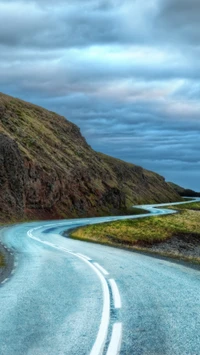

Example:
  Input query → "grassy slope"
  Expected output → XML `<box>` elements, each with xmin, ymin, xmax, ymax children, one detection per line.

<box><xmin>99</xmin><ymin>153</ymin><xmax>182</xmax><ymax>206</ymax></box>
<box><xmin>70</xmin><ymin>201</ymin><xmax>200</xmax><ymax>263</ymax></box>
<box><xmin>0</xmin><ymin>93</ymin><xmax>155</xmax><ymax>182</ymax></box>
<box><xmin>0</xmin><ymin>92</ymin><xmax>95</xmax><ymax>171</ymax></box>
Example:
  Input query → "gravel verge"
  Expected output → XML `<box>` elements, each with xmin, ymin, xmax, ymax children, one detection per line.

<box><xmin>0</xmin><ymin>233</ymin><xmax>14</xmax><ymax>283</ymax></box>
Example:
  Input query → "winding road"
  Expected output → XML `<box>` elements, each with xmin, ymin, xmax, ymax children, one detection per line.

<box><xmin>0</xmin><ymin>199</ymin><xmax>200</xmax><ymax>354</ymax></box>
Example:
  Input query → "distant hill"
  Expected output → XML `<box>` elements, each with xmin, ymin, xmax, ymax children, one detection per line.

<box><xmin>0</xmin><ymin>92</ymin><xmax>181</xmax><ymax>222</ymax></box>
<box><xmin>168</xmin><ymin>182</ymin><xmax>200</xmax><ymax>198</ymax></box>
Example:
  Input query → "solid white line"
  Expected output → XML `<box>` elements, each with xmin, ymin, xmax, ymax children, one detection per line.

<box><xmin>28</xmin><ymin>229</ymin><xmax>110</xmax><ymax>355</ymax></box>
<box><xmin>59</xmin><ymin>247</ymin><xmax>73</xmax><ymax>253</ymax></box>
<box><xmin>76</xmin><ymin>253</ymin><xmax>92</xmax><ymax>261</ymax></box>
<box><xmin>87</xmin><ymin>262</ymin><xmax>110</xmax><ymax>355</ymax></box>
<box><xmin>106</xmin><ymin>323</ymin><xmax>122</xmax><ymax>355</ymax></box>
<box><xmin>109</xmin><ymin>279</ymin><xmax>122</xmax><ymax>309</ymax></box>
<box><xmin>94</xmin><ymin>262</ymin><xmax>109</xmax><ymax>276</ymax></box>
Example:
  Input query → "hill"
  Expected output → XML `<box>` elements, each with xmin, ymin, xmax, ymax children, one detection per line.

<box><xmin>0</xmin><ymin>92</ymin><xmax>181</xmax><ymax>222</ymax></box>
<box><xmin>168</xmin><ymin>182</ymin><xmax>200</xmax><ymax>198</ymax></box>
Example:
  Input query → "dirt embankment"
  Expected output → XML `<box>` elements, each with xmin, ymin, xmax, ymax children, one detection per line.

<box><xmin>144</xmin><ymin>232</ymin><xmax>200</xmax><ymax>261</ymax></box>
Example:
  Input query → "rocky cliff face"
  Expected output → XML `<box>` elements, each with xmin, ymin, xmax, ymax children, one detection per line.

<box><xmin>0</xmin><ymin>92</ymin><xmax>181</xmax><ymax>222</ymax></box>
<box><xmin>0</xmin><ymin>134</ymin><xmax>25</xmax><ymax>220</ymax></box>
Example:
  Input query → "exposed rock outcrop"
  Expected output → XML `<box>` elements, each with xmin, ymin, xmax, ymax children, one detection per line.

<box><xmin>0</xmin><ymin>133</ymin><xmax>25</xmax><ymax>219</ymax></box>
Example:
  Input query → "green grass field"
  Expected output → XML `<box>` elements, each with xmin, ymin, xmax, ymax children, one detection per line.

<box><xmin>70</xmin><ymin>201</ymin><xmax>200</xmax><ymax>250</ymax></box>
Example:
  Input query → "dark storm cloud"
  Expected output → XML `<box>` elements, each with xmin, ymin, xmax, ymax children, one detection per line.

<box><xmin>157</xmin><ymin>0</ymin><xmax>200</xmax><ymax>45</ymax></box>
<box><xmin>0</xmin><ymin>0</ymin><xmax>163</xmax><ymax>49</ymax></box>
<box><xmin>0</xmin><ymin>0</ymin><xmax>200</xmax><ymax>190</ymax></box>
<box><xmin>0</xmin><ymin>0</ymin><xmax>200</xmax><ymax>50</ymax></box>
<box><xmin>0</xmin><ymin>0</ymin><xmax>126</xmax><ymax>49</ymax></box>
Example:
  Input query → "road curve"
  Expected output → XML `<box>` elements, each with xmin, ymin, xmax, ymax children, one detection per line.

<box><xmin>0</xmin><ymin>199</ymin><xmax>200</xmax><ymax>354</ymax></box>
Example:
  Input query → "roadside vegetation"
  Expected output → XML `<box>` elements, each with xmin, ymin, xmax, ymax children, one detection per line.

<box><xmin>171</xmin><ymin>201</ymin><xmax>200</xmax><ymax>211</ymax></box>
<box><xmin>0</xmin><ymin>253</ymin><xmax>5</xmax><ymax>267</ymax></box>
<box><xmin>70</xmin><ymin>201</ymin><xmax>200</xmax><ymax>264</ymax></box>
<box><xmin>70</xmin><ymin>210</ymin><xmax>200</xmax><ymax>245</ymax></box>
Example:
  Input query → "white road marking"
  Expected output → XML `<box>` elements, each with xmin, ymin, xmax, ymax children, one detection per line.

<box><xmin>1</xmin><ymin>278</ymin><xmax>9</xmax><ymax>284</ymax></box>
<box><xmin>106</xmin><ymin>323</ymin><xmax>122</xmax><ymax>355</ymax></box>
<box><xmin>28</xmin><ymin>229</ymin><xmax>110</xmax><ymax>355</ymax></box>
<box><xmin>42</xmin><ymin>241</ymin><xmax>55</xmax><ymax>247</ymax></box>
<box><xmin>76</xmin><ymin>253</ymin><xmax>92</xmax><ymax>261</ymax></box>
<box><xmin>59</xmin><ymin>247</ymin><xmax>73</xmax><ymax>253</ymax></box>
<box><xmin>94</xmin><ymin>262</ymin><xmax>109</xmax><ymax>276</ymax></box>
<box><xmin>109</xmin><ymin>279</ymin><xmax>122</xmax><ymax>309</ymax></box>
<box><xmin>85</xmin><ymin>260</ymin><xmax>110</xmax><ymax>355</ymax></box>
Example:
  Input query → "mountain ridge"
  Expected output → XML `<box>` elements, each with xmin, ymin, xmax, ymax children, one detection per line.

<box><xmin>0</xmin><ymin>92</ymin><xmax>181</xmax><ymax>222</ymax></box>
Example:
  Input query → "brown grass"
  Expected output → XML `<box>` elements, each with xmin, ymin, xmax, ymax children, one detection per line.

<box><xmin>0</xmin><ymin>253</ymin><xmax>5</xmax><ymax>267</ymax></box>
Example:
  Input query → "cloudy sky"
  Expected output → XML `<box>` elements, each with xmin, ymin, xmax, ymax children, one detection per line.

<box><xmin>0</xmin><ymin>0</ymin><xmax>200</xmax><ymax>190</ymax></box>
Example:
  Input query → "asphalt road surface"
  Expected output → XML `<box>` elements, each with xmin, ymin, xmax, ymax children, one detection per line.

<box><xmin>0</xmin><ymin>199</ymin><xmax>200</xmax><ymax>355</ymax></box>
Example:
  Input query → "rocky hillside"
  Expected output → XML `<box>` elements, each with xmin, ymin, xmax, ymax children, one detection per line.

<box><xmin>0</xmin><ymin>92</ymin><xmax>181</xmax><ymax>222</ymax></box>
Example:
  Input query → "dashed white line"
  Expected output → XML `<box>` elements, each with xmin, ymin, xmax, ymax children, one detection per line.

<box><xmin>1</xmin><ymin>278</ymin><xmax>9</xmax><ymax>285</ymax></box>
<box><xmin>76</xmin><ymin>253</ymin><xmax>92</xmax><ymax>261</ymax></box>
<box><xmin>94</xmin><ymin>262</ymin><xmax>109</xmax><ymax>276</ymax></box>
<box><xmin>109</xmin><ymin>279</ymin><xmax>122</xmax><ymax>309</ymax></box>
<box><xmin>106</xmin><ymin>323</ymin><xmax>122</xmax><ymax>355</ymax></box>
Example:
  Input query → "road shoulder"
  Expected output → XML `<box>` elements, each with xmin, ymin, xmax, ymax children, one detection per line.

<box><xmin>0</xmin><ymin>240</ymin><xmax>14</xmax><ymax>284</ymax></box>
